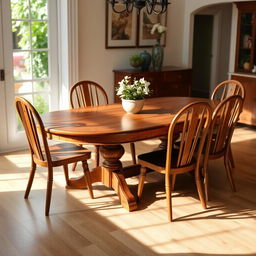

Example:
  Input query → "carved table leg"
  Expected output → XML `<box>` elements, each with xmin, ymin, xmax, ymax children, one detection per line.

<box><xmin>66</xmin><ymin>144</ymin><xmax>138</xmax><ymax>211</ymax></box>
<box><xmin>157</xmin><ymin>134</ymin><xmax>180</xmax><ymax>150</ymax></box>
<box><xmin>100</xmin><ymin>145</ymin><xmax>137</xmax><ymax>211</ymax></box>
<box><xmin>158</xmin><ymin>136</ymin><xmax>168</xmax><ymax>150</ymax></box>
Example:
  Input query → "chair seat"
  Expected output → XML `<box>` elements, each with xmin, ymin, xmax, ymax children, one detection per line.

<box><xmin>138</xmin><ymin>149</ymin><xmax>196</xmax><ymax>174</ymax></box>
<box><xmin>138</xmin><ymin>149</ymin><xmax>167</xmax><ymax>169</ymax></box>
<box><xmin>33</xmin><ymin>143</ymin><xmax>91</xmax><ymax>167</ymax></box>
<box><xmin>49</xmin><ymin>143</ymin><xmax>91</xmax><ymax>163</ymax></box>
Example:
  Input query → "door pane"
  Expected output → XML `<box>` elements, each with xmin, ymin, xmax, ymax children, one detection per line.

<box><xmin>31</xmin><ymin>21</ymin><xmax>48</xmax><ymax>49</ymax></box>
<box><xmin>33</xmin><ymin>93</ymin><xmax>49</xmax><ymax>114</ymax></box>
<box><xmin>12</xmin><ymin>21</ymin><xmax>30</xmax><ymax>49</ymax></box>
<box><xmin>33</xmin><ymin>81</ymin><xmax>49</xmax><ymax>92</ymax></box>
<box><xmin>14</xmin><ymin>82</ymin><xmax>32</xmax><ymax>94</ymax></box>
<box><xmin>11</xmin><ymin>0</ymin><xmax>29</xmax><ymax>19</ymax></box>
<box><xmin>32</xmin><ymin>51</ymin><xmax>48</xmax><ymax>78</ymax></box>
<box><xmin>30</xmin><ymin>0</ymin><xmax>48</xmax><ymax>20</ymax></box>
<box><xmin>13</xmin><ymin>51</ymin><xmax>31</xmax><ymax>80</ymax></box>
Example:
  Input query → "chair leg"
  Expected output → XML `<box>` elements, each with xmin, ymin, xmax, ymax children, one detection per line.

<box><xmin>71</xmin><ymin>162</ymin><xmax>77</xmax><ymax>172</ymax></box>
<box><xmin>203</xmin><ymin>166</ymin><xmax>210</xmax><ymax>202</ymax></box>
<box><xmin>172</xmin><ymin>174</ymin><xmax>176</xmax><ymax>190</ymax></box>
<box><xmin>165</xmin><ymin>174</ymin><xmax>173</xmax><ymax>221</ymax></box>
<box><xmin>228</xmin><ymin>145</ymin><xmax>235</xmax><ymax>168</ymax></box>
<box><xmin>195</xmin><ymin>167</ymin><xmax>207</xmax><ymax>209</ymax></box>
<box><xmin>82</xmin><ymin>160</ymin><xmax>94</xmax><ymax>199</ymax></box>
<box><xmin>130</xmin><ymin>142</ymin><xmax>136</xmax><ymax>164</ymax></box>
<box><xmin>63</xmin><ymin>165</ymin><xmax>70</xmax><ymax>186</ymax></box>
<box><xmin>24</xmin><ymin>158</ymin><xmax>36</xmax><ymax>199</ymax></box>
<box><xmin>95</xmin><ymin>145</ymin><xmax>100</xmax><ymax>167</ymax></box>
<box><xmin>224</xmin><ymin>154</ymin><xmax>236</xmax><ymax>192</ymax></box>
<box><xmin>137</xmin><ymin>166</ymin><xmax>147</xmax><ymax>198</ymax></box>
<box><xmin>45</xmin><ymin>166</ymin><xmax>53</xmax><ymax>216</ymax></box>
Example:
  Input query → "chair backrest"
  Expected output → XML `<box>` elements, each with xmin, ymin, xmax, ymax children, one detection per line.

<box><xmin>16</xmin><ymin>97</ymin><xmax>50</xmax><ymax>163</ymax></box>
<box><xmin>70</xmin><ymin>80</ymin><xmax>109</xmax><ymax>108</ymax></box>
<box><xmin>207</xmin><ymin>95</ymin><xmax>243</xmax><ymax>157</ymax></box>
<box><xmin>165</xmin><ymin>102</ymin><xmax>212</xmax><ymax>171</ymax></box>
<box><xmin>211</xmin><ymin>80</ymin><xmax>245</xmax><ymax>101</ymax></box>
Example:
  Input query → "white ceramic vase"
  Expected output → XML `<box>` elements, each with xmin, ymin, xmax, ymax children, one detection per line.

<box><xmin>121</xmin><ymin>99</ymin><xmax>144</xmax><ymax>114</ymax></box>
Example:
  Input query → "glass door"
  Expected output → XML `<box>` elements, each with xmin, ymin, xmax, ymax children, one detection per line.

<box><xmin>235</xmin><ymin>3</ymin><xmax>256</xmax><ymax>74</ymax></box>
<box><xmin>237</xmin><ymin>12</ymin><xmax>254</xmax><ymax>72</ymax></box>
<box><xmin>1</xmin><ymin>0</ymin><xmax>58</xmax><ymax>150</ymax></box>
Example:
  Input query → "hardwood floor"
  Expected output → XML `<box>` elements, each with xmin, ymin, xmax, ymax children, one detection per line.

<box><xmin>0</xmin><ymin>127</ymin><xmax>255</xmax><ymax>256</ymax></box>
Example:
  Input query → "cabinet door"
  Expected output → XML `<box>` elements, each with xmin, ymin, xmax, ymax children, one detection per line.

<box><xmin>231</xmin><ymin>75</ymin><xmax>256</xmax><ymax>126</ymax></box>
<box><xmin>158</xmin><ymin>70</ymin><xmax>191</xmax><ymax>97</ymax></box>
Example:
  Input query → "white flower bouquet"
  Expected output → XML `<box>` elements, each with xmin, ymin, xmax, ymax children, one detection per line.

<box><xmin>116</xmin><ymin>76</ymin><xmax>151</xmax><ymax>100</ymax></box>
<box><xmin>151</xmin><ymin>23</ymin><xmax>167</xmax><ymax>43</ymax></box>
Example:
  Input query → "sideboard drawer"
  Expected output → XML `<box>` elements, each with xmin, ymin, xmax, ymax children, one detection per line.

<box><xmin>163</xmin><ymin>70</ymin><xmax>191</xmax><ymax>83</ymax></box>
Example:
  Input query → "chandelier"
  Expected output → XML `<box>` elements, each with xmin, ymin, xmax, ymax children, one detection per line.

<box><xmin>107</xmin><ymin>0</ymin><xmax>170</xmax><ymax>15</ymax></box>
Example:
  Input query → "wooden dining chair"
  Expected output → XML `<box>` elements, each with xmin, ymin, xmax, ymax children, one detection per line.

<box><xmin>211</xmin><ymin>79</ymin><xmax>245</xmax><ymax>101</ymax></box>
<box><xmin>211</xmin><ymin>79</ymin><xmax>245</xmax><ymax>169</ymax></box>
<box><xmin>203</xmin><ymin>95</ymin><xmax>244</xmax><ymax>201</ymax></box>
<box><xmin>137</xmin><ymin>102</ymin><xmax>212</xmax><ymax>221</ymax></box>
<box><xmin>69</xmin><ymin>80</ymin><xmax>137</xmax><ymax>170</ymax></box>
<box><xmin>16</xmin><ymin>97</ymin><xmax>93</xmax><ymax>216</ymax></box>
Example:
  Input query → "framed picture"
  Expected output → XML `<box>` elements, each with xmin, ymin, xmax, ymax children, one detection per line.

<box><xmin>138</xmin><ymin>9</ymin><xmax>167</xmax><ymax>47</ymax></box>
<box><xmin>105</xmin><ymin>3</ymin><xmax>138</xmax><ymax>48</ymax></box>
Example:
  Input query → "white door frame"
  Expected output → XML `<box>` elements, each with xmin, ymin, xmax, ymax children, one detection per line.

<box><xmin>57</xmin><ymin>0</ymin><xmax>78</xmax><ymax>110</ymax></box>
<box><xmin>0</xmin><ymin>0</ymin><xmax>11</xmax><ymax>152</ymax></box>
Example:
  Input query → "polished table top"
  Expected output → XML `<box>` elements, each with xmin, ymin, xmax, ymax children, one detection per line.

<box><xmin>42</xmin><ymin>97</ymin><xmax>216</xmax><ymax>145</ymax></box>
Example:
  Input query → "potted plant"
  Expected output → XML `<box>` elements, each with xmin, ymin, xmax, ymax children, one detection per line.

<box><xmin>116</xmin><ymin>76</ymin><xmax>151</xmax><ymax>114</ymax></box>
<box><xmin>129</xmin><ymin>55</ymin><xmax>143</xmax><ymax>69</ymax></box>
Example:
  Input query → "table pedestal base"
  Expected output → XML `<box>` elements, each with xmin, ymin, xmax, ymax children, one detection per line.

<box><xmin>66</xmin><ymin>144</ymin><xmax>140</xmax><ymax>211</ymax></box>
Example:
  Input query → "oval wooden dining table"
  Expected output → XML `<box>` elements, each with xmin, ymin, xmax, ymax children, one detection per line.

<box><xmin>41</xmin><ymin>97</ymin><xmax>217</xmax><ymax>211</ymax></box>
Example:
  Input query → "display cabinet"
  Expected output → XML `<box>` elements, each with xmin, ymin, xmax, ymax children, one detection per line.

<box><xmin>235</xmin><ymin>2</ymin><xmax>256</xmax><ymax>73</ymax></box>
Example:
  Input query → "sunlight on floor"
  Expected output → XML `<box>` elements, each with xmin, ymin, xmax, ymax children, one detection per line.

<box><xmin>4</xmin><ymin>154</ymin><xmax>31</xmax><ymax>168</ymax></box>
<box><xmin>231</xmin><ymin>127</ymin><xmax>256</xmax><ymax>143</ymax></box>
<box><xmin>0</xmin><ymin>171</ymin><xmax>66</xmax><ymax>192</ymax></box>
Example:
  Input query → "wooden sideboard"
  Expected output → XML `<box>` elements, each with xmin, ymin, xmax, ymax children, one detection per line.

<box><xmin>113</xmin><ymin>66</ymin><xmax>192</xmax><ymax>103</ymax></box>
<box><xmin>231</xmin><ymin>74</ymin><xmax>256</xmax><ymax>126</ymax></box>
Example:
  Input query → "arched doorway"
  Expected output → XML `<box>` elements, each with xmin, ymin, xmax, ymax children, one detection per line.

<box><xmin>191</xmin><ymin>3</ymin><xmax>233</xmax><ymax>97</ymax></box>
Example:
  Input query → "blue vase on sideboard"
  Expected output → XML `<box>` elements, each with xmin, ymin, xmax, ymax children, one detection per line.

<box><xmin>140</xmin><ymin>50</ymin><xmax>151</xmax><ymax>71</ymax></box>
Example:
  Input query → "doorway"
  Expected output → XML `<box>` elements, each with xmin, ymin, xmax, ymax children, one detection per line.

<box><xmin>192</xmin><ymin>15</ymin><xmax>213</xmax><ymax>98</ymax></box>
<box><xmin>191</xmin><ymin>4</ymin><xmax>233</xmax><ymax>98</ymax></box>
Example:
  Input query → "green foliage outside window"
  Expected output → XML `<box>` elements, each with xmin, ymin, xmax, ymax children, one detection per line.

<box><xmin>11</xmin><ymin>0</ymin><xmax>50</xmax><ymax>120</ymax></box>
